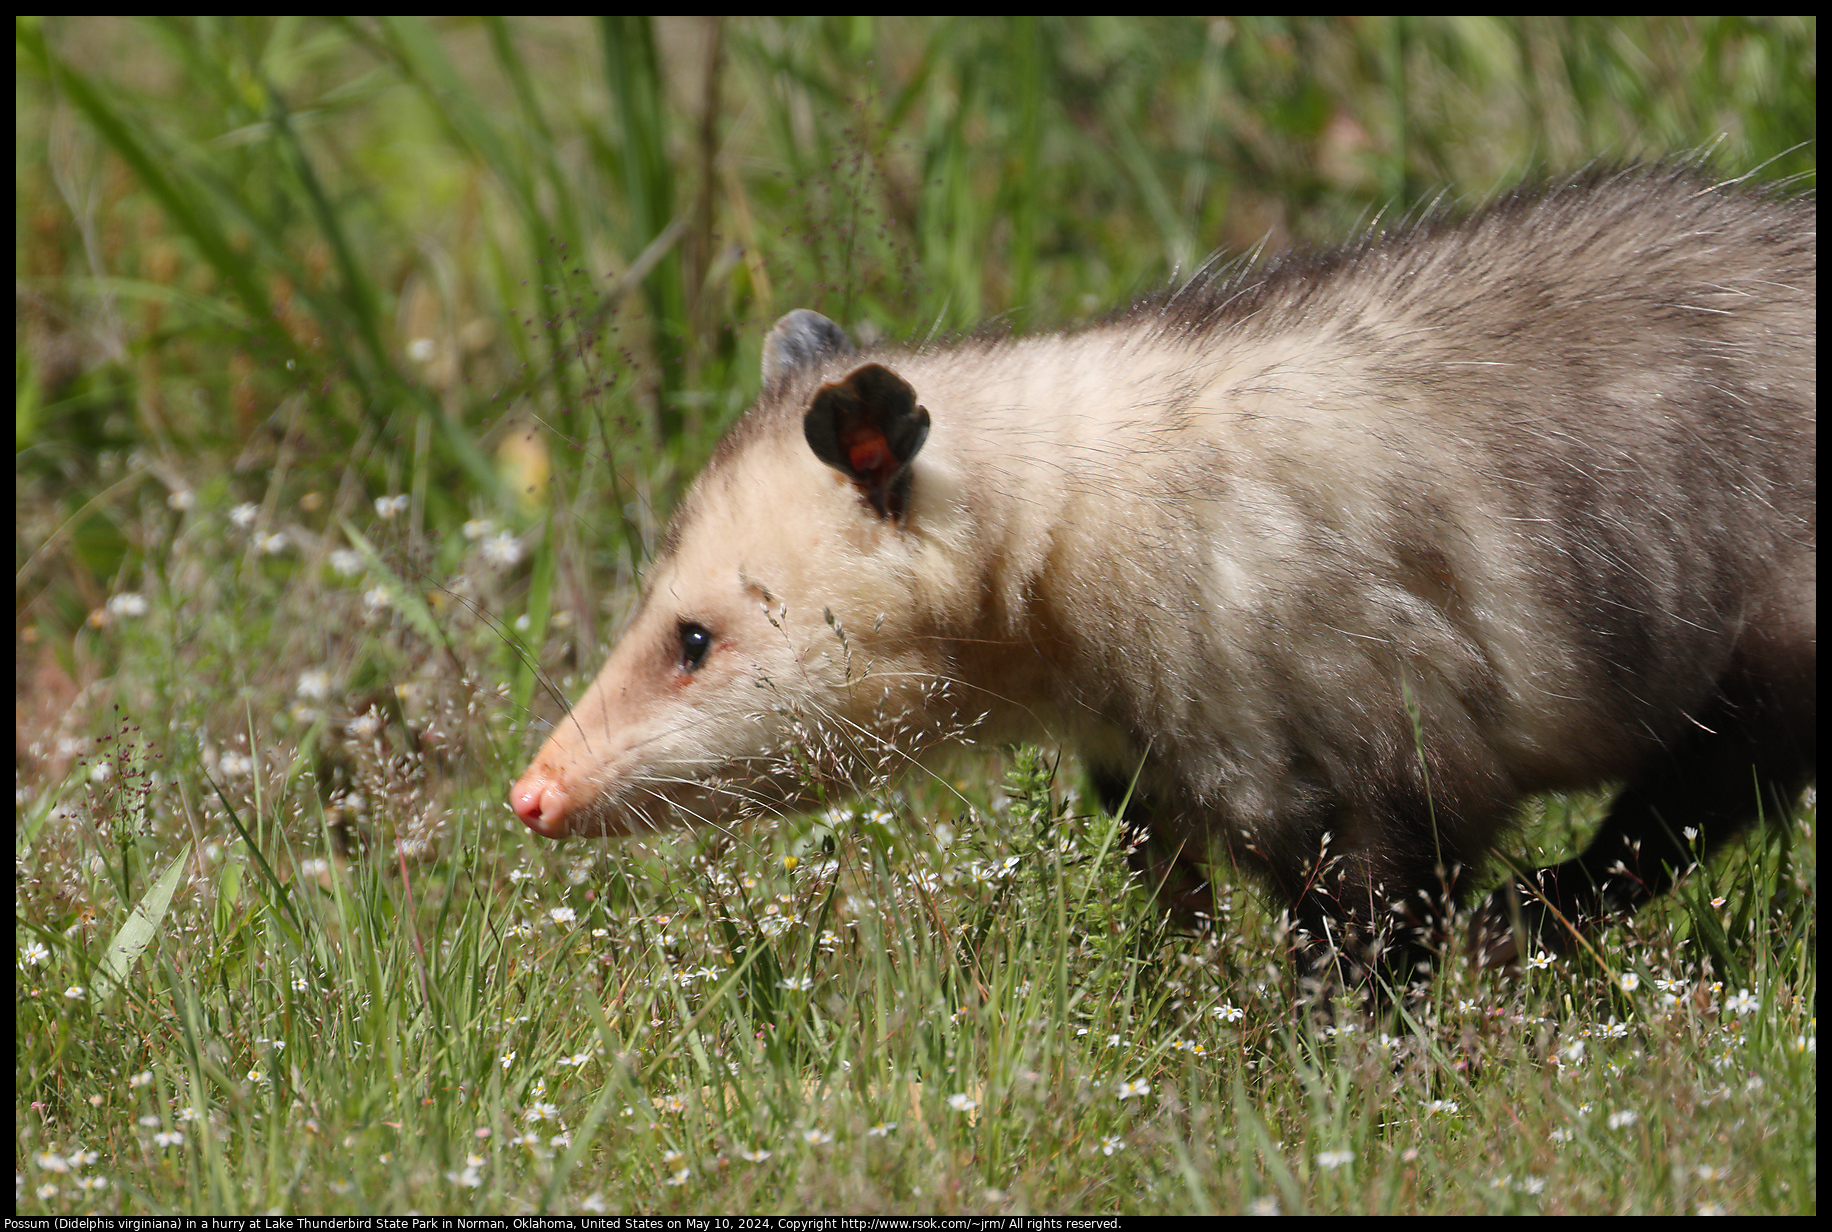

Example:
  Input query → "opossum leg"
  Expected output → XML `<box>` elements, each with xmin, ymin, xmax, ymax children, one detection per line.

<box><xmin>1284</xmin><ymin>840</ymin><xmax>1457</xmax><ymax>1011</ymax></box>
<box><xmin>1124</xmin><ymin>835</ymin><xmax>1217</xmax><ymax>926</ymax></box>
<box><xmin>1095</xmin><ymin>767</ymin><xmax>1454</xmax><ymax>1008</ymax></box>
<box><xmin>1093</xmin><ymin>770</ymin><xmax>1218</xmax><ymax>926</ymax></box>
<box><xmin>1473</xmin><ymin>675</ymin><xmax>1815</xmax><ymax>969</ymax></box>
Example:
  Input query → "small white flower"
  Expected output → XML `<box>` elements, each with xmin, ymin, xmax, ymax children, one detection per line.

<box><xmin>946</xmin><ymin>1093</ymin><xmax>977</xmax><ymax>1113</ymax></box>
<box><xmin>481</xmin><ymin>531</ymin><xmax>523</xmax><ymax>569</ymax></box>
<box><xmin>230</xmin><ymin>502</ymin><xmax>260</xmax><ymax>529</ymax></box>
<box><xmin>107</xmin><ymin>592</ymin><xmax>149</xmax><ymax>619</ymax></box>
<box><xmin>374</xmin><ymin>494</ymin><xmax>409</xmax><ymax>519</ymax></box>
<box><xmin>1317</xmin><ymin>1149</ymin><xmax>1354</xmax><ymax>1170</ymax></box>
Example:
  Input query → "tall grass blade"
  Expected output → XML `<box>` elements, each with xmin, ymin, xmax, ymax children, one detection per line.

<box><xmin>92</xmin><ymin>844</ymin><xmax>192</xmax><ymax>1001</ymax></box>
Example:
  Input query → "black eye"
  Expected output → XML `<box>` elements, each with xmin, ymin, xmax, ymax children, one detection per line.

<box><xmin>677</xmin><ymin>622</ymin><xmax>714</xmax><ymax>673</ymax></box>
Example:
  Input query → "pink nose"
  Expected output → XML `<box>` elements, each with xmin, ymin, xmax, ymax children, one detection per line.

<box><xmin>509</xmin><ymin>773</ymin><xmax>570</xmax><ymax>839</ymax></box>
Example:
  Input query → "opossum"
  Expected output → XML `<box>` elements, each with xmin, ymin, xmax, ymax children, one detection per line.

<box><xmin>512</xmin><ymin>166</ymin><xmax>1815</xmax><ymax>998</ymax></box>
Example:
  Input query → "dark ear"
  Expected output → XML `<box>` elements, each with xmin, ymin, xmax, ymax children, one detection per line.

<box><xmin>762</xmin><ymin>310</ymin><xmax>856</xmax><ymax>389</ymax></box>
<box><xmin>804</xmin><ymin>363</ymin><xmax>931</xmax><ymax>522</ymax></box>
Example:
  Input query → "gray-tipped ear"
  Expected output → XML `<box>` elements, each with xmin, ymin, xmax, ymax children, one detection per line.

<box><xmin>761</xmin><ymin>310</ymin><xmax>856</xmax><ymax>389</ymax></box>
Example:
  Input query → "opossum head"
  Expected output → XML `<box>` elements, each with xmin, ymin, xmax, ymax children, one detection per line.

<box><xmin>512</xmin><ymin>311</ymin><xmax>973</xmax><ymax>840</ymax></box>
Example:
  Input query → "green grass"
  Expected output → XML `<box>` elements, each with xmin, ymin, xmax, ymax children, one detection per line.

<box><xmin>16</xmin><ymin>16</ymin><xmax>1816</xmax><ymax>1215</ymax></box>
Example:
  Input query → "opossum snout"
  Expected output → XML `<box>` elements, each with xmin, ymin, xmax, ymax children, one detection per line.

<box><xmin>509</xmin><ymin>766</ymin><xmax>576</xmax><ymax>838</ymax></box>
